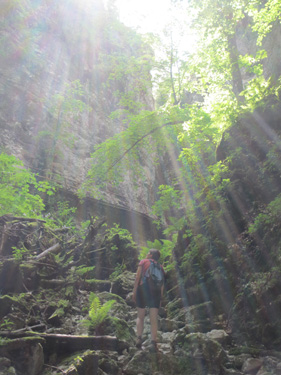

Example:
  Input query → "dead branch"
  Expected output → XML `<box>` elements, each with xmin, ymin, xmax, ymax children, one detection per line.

<box><xmin>36</xmin><ymin>243</ymin><xmax>61</xmax><ymax>260</ymax></box>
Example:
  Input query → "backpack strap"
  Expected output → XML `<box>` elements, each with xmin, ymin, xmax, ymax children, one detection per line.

<box><xmin>142</xmin><ymin>259</ymin><xmax>154</xmax><ymax>283</ymax></box>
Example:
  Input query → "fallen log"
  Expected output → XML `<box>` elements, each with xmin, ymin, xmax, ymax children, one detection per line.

<box><xmin>40</xmin><ymin>279</ymin><xmax>67</xmax><ymax>288</ymax></box>
<box><xmin>0</xmin><ymin>332</ymin><xmax>129</xmax><ymax>354</ymax></box>
<box><xmin>43</xmin><ymin>333</ymin><xmax>129</xmax><ymax>354</ymax></box>
<box><xmin>36</xmin><ymin>243</ymin><xmax>61</xmax><ymax>260</ymax></box>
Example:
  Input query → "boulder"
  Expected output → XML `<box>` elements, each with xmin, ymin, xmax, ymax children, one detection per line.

<box><xmin>0</xmin><ymin>295</ymin><xmax>20</xmax><ymax>320</ymax></box>
<box><xmin>0</xmin><ymin>337</ymin><xmax>45</xmax><ymax>375</ymax></box>
<box><xmin>223</xmin><ymin>369</ymin><xmax>243</xmax><ymax>375</ymax></box>
<box><xmin>206</xmin><ymin>329</ymin><xmax>231</xmax><ymax>346</ymax></box>
<box><xmin>0</xmin><ymin>357</ymin><xmax>16</xmax><ymax>375</ymax></box>
<box><xmin>111</xmin><ymin>271</ymin><xmax>136</xmax><ymax>299</ymax></box>
<box><xmin>58</xmin><ymin>350</ymin><xmax>99</xmax><ymax>375</ymax></box>
<box><xmin>0</xmin><ymin>260</ymin><xmax>24</xmax><ymax>294</ymax></box>
<box><xmin>158</xmin><ymin>318</ymin><xmax>184</xmax><ymax>332</ymax></box>
<box><xmin>242</xmin><ymin>358</ymin><xmax>263</xmax><ymax>374</ymax></box>
<box><xmin>124</xmin><ymin>350</ymin><xmax>182</xmax><ymax>375</ymax></box>
<box><xmin>171</xmin><ymin>332</ymin><xmax>227</xmax><ymax>374</ymax></box>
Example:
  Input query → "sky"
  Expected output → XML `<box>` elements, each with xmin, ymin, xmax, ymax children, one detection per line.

<box><xmin>112</xmin><ymin>0</ymin><xmax>197</xmax><ymax>56</ymax></box>
<box><xmin>113</xmin><ymin>0</ymin><xmax>173</xmax><ymax>34</ymax></box>
<box><xmin>78</xmin><ymin>0</ymin><xmax>197</xmax><ymax>53</ymax></box>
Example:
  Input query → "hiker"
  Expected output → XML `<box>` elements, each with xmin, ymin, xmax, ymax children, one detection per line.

<box><xmin>132</xmin><ymin>248</ymin><xmax>165</xmax><ymax>351</ymax></box>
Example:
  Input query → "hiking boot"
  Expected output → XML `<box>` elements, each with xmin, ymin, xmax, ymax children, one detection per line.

<box><xmin>149</xmin><ymin>340</ymin><xmax>158</xmax><ymax>352</ymax></box>
<box><xmin>136</xmin><ymin>336</ymin><xmax>142</xmax><ymax>349</ymax></box>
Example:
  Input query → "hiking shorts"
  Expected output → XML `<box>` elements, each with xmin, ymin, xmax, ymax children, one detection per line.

<box><xmin>136</xmin><ymin>282</ymin><xmax>161</xmax><ymax>309</ymax></box>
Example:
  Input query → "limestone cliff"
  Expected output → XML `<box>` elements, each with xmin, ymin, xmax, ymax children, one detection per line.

<box><xmin>0</xmin><ymin>0</ymin><xmax>156</xmax><ymax>216</ymax></box>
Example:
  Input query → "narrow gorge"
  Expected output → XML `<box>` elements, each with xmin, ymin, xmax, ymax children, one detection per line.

<box><xmin>1</xmin><ymin>1</ymin><xmax>281</xmax><ymax>374</ymax></box>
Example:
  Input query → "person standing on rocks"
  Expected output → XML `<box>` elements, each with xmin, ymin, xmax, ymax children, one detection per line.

<box><xmin>132</xmin><ymin>248</ymin><xmax>165</xmax><ymax>352</ymax></box>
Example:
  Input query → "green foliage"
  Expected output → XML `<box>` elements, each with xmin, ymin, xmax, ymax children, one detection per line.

<box><xmin>45</xmin><ymin>201</ymin><xmax>77</xmax><ymax>231</ymax></box>
<box><xmin>79</xmin><ymin>106</ymin><xmax>190</xmax><ymax>199</ymax></box>
<box><xmin>110</xmin><ymin>317</ymin><xmax>134</xmax><ymax>342</ymax></box>
<box><xmin>109</xmin><ymin>263</ymin><xmax>126</xmax><ymax>281</ymax></box>
<box><xmin>0</xmin><ymin>152</ymin><xmax>54</xmax><ymax>217</ymax></box>
<box><xmin>105</xmin><ymin>223</ymin><xmax>136</xmax><ymax>246</ymax></box>
<box><xmin>78</xmin><ymin>219</ymin><xmax>92</xmax><ymax>240</ymax></box>
<box><xmin>249</xmin><ymin>194</ymin><xmax>281</xmax><ymax>235</ymax></box>
<box><xmin>58</xmin><ymin>299</ymin><xmax>70</xmax><ymax>308</ymax></box>
<box><xmin>82</xmin><ymin>293</ymin><xmax>115</xmax><ymax>332</ymax></box>
<box><xmin>250</xmin><ymin>0</ymin><xmax>281</xmax><ymax>45</ymax></box>
<box><xmin>0</xmin><ymin>318</ymin><xmax>15</xmax><ymax>331</ymax></box>
<box><xmin>74</xmin><ymin>265</ymin><xmax>96</xmax><ymax>279</ymax></box>
<box><xmin>12</xmin><ymin>246</ymin><xmax>30</xmax><ymax>261</ymax></box>
<box><xmin>102</xmin><ymin>50</ymin><xmax>152</xmax><ymax>114</ymax></box>
<box><xmin>140</xmin><ymin>238</ymin><xmax>176</xmax><ymax>272</ymax></box>
<box><xmin>64</xmin><ymin>285</ymin><xmax>75</xmax><ymax>298</ymax></box>
<box><xmin>48</xmin><ymin>299</ymin><xmax>70</xmax><ymax>320</ymax></box>
<box><xmin>240</xmin><ymin>76</ymin><xmax>281</xmax><ymax>111</ymax></box>
<box><xmin>37</xmin><ymin>80</ymin><xmax>91</xmax><ymax>180</ymax></box>
<box><xmin>152</xmin><ymin>185</ymin><xmax>183</xmax><ymax>227</ymax></box>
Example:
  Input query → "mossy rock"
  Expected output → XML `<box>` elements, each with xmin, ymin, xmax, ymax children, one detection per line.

<box><xmin>110</xmin><ymin>317</ymin><xmax>135</xmax><ymax>344</ymax></box>
<box><xmin>0</xmin><ymin>296</ymin><xmax>20</xmax><ymax>320</ymax></box>
<box><xmin>82</xmin><ymin>279</ymin><xmax>111</xmax><ymax>292</ymax></box>
<box><xmin>0</xmin><ymin>336</ymin><xmax>45</xmax><ymax>375</ymax></box>
<box><xmin>0</xmin><ymin>260</ymin><xmax>24</xmax><ymax>294</ymax></box>
<box><xmin>53</xmin><ymin>350</ymin><xmax>98</xmax><ymax>375</ymax></box>
<box><xmin>102</xmin><ymin>233</ymin><xmax>138</xmax><ymax>273</ymax></box>
<box><xmin>124</xmin><ymin>350</ymin><xmax>184</xmax><ymax>375</ymax></box>
<box><xmin>111</xmin><ymin>271</ymin><xmax>135</xmax><ymax>299</ymax></box>
<box><xmin>98</xmin><ymin>355</ymin><xmax>119</xmax><ymax>374</ymax></box>
<box><xmin>172</xmin><ymin>332</ymin><xmax>227</xmax><ymax>374</ymax></box>
<box><xmin>166</xmin><ymin>298</ymin><xmax>184</xmax><ymax>320</ymax></box>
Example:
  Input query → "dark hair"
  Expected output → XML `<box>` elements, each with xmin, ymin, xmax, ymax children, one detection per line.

<box><xmin>149</xmin><ymin>248</ymin><xmax>161</xmax><ymax>261</ymax></box>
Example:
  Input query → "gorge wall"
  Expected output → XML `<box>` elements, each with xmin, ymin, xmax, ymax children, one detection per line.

<box><xmin>1</xmin><ymin>0</ymin><xmax>281</xmax><ymax>240</ymax></box>
<box><xmin>0</xmin><ymin>0</ymin><xmax>158</xmax><ymax>223</ymax></box>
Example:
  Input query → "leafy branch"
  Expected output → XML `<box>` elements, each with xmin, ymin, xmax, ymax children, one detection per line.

<box><xmin>79</xmin><ymin>106</ymin><xmax>190</xmax><ymax>198</ymax></box>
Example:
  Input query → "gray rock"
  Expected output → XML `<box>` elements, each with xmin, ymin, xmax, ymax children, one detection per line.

<box><xmin>158</xmin><ymin>318</ymin><xmax>184</xmax><ymax>332</ymax></box>
<box><xmin>124</xmin><ymin>350</ymin><xmax>182</xmax><ymax>375</ymax></box>
<box><xmin>256</xmin><ymin>368</ymin><xmax>273</xmax><ymax>375</ymax></box>
<box><xmin>206</xmin><ymin>329</ymin><xmax>231</xmax><ymax>346</ymax></box>
<box><xmin>223</xmin><ymin>368</ymin><xmax>243</xmax><ymax>375</ymax></box>
<box><xmin>0</xmin><ymin>368</ymin><xmax>16</xmax><ymax>375</ymax></box>
<box><xmin>171</xmin><ymin>332</ymin><xmax>227</xmax><ymax>374</ymax></box>
<box><xmin>0</xmin><ymin>357</ymin><xmax>11</xmax><ymax>368</ymax></box>
<box><xmin>242</xmin><ymin>358</ymin><xmax>263</xmax><ymax>374</ymax></box>
<box><xmin>111</xmin><ymin>271</ymin><xmax>136</xmax><ymax>299</ymax></box>
<box><xmin>233</xmin><ymin>354</ymin><xmax>252</xmax><ymax>369</ymax></box>
<box><xmin>29</xmin><ymin>343</ymin><xmax>44</xmax><ymax>375</ymax></box>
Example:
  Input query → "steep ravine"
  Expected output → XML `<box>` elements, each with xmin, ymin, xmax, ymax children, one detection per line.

<box><xmin>1</xmin><ymin>216</ymin><xmax>281</xmax><ymax>375</ymax></box>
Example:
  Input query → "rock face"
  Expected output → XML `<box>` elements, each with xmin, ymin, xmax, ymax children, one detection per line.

<box><xmin>235</xmin><ymin>16</ymin><xmax>281</xmax><ymax>87</ymax></box>
<box><xmin>216</xmin><ymin>102</ymin><xmax>281</xmax><ymax>234</ymax></box>
<box><xmin>0</xmin><ymin>0</ymin><xmax>156</xmax><ymax>216</ymax></box>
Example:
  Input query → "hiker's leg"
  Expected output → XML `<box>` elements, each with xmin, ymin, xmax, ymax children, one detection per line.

<box><xmin>136</xmin><ymin>307</ymin><xmax>146</xmax><ymax>337</ymax></box>
<box><xmin>149</xmin><ymin>307</ymin><xmax>159</xmax><ymax>341</ymax></box>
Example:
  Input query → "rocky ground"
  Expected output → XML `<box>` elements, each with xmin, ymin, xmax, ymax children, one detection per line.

<box><xmin>1</xmin><ymin>215</ymin><xmax>281</xmax><ymax>375</ymax></box>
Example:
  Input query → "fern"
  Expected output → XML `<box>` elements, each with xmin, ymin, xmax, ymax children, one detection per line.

<box><xmin>83</xmin><ymin>293</ymin><xmax>115</xmax><ymax>331</ymax></box>
<box><xmin>75</xmin><ymin>265</ymin><xmax>96</xmax><ymax>278</ymax></box>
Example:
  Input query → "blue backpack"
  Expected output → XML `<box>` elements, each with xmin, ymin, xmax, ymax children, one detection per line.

<box><xmin>143</xmin><ymin>260</ymin><xmax>164</xmax><ymax>289</ymax></box>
